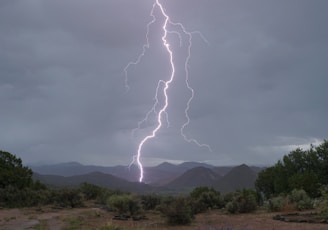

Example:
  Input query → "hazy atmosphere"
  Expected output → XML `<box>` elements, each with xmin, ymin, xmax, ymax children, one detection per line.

<box><xmin>1</xmin><ymin>0</ymin><xmax>327</xmax><ymax>167</ymax></box>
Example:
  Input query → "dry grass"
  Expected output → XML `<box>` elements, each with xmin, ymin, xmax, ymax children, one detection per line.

<box><xmin>0</xmin><ymin>206</ymin><xmax>327</xmax><ymax>230</ymax></box>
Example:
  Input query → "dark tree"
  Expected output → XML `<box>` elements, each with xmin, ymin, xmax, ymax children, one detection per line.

<box><xmin>0</xmin><ymin>150</ymin><xmax>33</xmax><ymax>189</ymax></box>
<box><xmin>255</xmin><ymin>140</ymin><xmax>328</xmax><ymax>198</ymax></box>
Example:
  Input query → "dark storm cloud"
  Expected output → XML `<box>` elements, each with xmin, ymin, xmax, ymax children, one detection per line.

<box><xmin>1</xmin><ymin>0</ymin><xmax>327</xmax><ymax>167</ymax></box>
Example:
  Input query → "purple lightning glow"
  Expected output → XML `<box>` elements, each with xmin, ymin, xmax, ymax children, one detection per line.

<box><xmin>125</xmin><ymin>0</ymin><xmax>211</xmax><ymax>182</ymax></box>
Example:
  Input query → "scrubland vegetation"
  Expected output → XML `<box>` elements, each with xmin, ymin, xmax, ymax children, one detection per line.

<box><xmin>1</xmin><ymin>140</ymin><xmax>328</xmax><ymax>229</ymax></box>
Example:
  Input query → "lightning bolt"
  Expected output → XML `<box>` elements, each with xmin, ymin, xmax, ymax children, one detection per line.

<box><xmin>125</xmin><ymin>0</ymin><xmax>211</xmax><ymax>182</ymax></box>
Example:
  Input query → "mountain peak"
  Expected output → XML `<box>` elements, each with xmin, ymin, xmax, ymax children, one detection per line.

<box><xmin>157</xmin><ymin>162</ymin><xmax>176</xmax><ymax>167</ymax></box>
<box><xmin>215</xmin><ymin>164</ymin><xmax>257</xmax><ymax>193</ymax></box>
<box><xmin>166</xmin><ymin>166</ymin><xmax>221</xmax><ymax>189</ymax></box>
<box><xmin>230</xmin><ymin>164</ymin><xmax>253</xmax><ymax>173</ymax></box>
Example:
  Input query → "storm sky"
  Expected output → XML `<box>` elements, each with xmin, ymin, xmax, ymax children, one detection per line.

<box><xmin>1</xmin><ymin>0</ymin><xmax>327</xmax><ymax>167</ymax></box>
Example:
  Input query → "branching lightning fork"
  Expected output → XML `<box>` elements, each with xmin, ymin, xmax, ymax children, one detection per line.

<box><xmin>125</xmin><ymin>0</ymin><xmax>211</xmax><ymax>182</ymax></box>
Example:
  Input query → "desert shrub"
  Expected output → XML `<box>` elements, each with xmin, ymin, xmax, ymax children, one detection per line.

<box><xmin>188</xmin><ymin>196</ymin><xmax>207</xmax><ymax>214</ymax></box>
<box><xmin>190</xmin><ymin>186</ymin><xmax>214</xmax><ymax>200</ymax></box>
<box><xmin>224</xmin><ymin>189</ymin><xmax>257</xmax><ymax>214</ymax></box>
<box><xmin>96</xmin><ymin>189</ymin><xmax>114</xmax><ymax>205</ymax></box>
<box><xmin>127</xmin><ymin>195</ymin><xmax>143</xmax><ymax>216</ymax></box>
<box><xmin>140</xmin><ymin>193</ymin><xmax>162</xmax><ymax>210</ymax></box>
<box><xmin>53</xmin><ymin>188</ymin><xmax>84</xmax><ymax>208</ymax></box>
<box><xmin>267</xmin><ymin>195</ymin><xmax>287</xmax><ymax>212</ymax></box>
<box><xmin>80</xmin><ymin>183</ymin><xmax>109</xmax><ymax>201</ymax></box>
<box><xmin>189</xmin><ymin>187</ymin><xmax>224</xmax><ymax>214</ymax></box>
<box><xmin>107</xmin><ymin>194</ymin><xmax>142</xmax><ymax>216</ymax></box>
<box><xmin>237</xmin><ymin>189</ymin><xmax>257</xmax><ymax>213</ymax></box>
<box><xmin>107</xmin><ymin>194</ymin><xmax>130</xmax><ymax>215</ymax></box>
<box><xmin>225</xmin><ymin>200</ymin><xmax>239</xmax><ymax>214</ymax></box>
<box><xmin>0</xmin><ymin>184</ymin><xmax>52</xmax><ymax>208</ymax></box>
<box><xmin>0</xmin><ymin>185</ymin><xmax>27</xmax><ymax>207</ymax></box>
<box><xmin>267</xmin><ymin>190</ymin><xmax>313</xmax><ymax>212</ymax></box>
<box><xmin>319</xmin><ymin>187</ymin><xmax>328</xmax><ymax>220</ymax></box>
<box><xmin>23</xmin><ymin>187</ymin><xmax>52</xmax><ymax>207</ymax></box>
<box><xmin>289</xmin><ymin>189</ymin><xmax>313</xmax><ymax>211</ymax></box>
<box><xmin>223</xmin><ymin>192</ymin><xmax>234</xmax><ymax>204</ymax></box>
<box><xmin>157</xmin><ymin>196</ymin><xmax>194</xmax><ymax>225</ymax></box>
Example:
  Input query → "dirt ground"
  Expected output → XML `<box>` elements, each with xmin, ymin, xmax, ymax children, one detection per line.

<box><xmin>0</xmin><ymin>206</ymin><xmax>327</xmax><ymax>230</ymax></box>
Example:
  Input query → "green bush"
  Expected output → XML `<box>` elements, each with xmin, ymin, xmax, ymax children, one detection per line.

<box><xmin>0</xmin><ymin>184</ymin><xmax>52</xmax><ymax>208</ymax></box>
<box><xmin>188</xmin><ymin>196</ymin><xmax>207</xmax><ymax>214</ymax></box>
<box><xmin>289</xmin><ymin>189</ymin><xmax>313</xmax><ymax>211</ymax></box>
<box><xmin>140</xmin><ymin>193</ymin><xmax>162</xmax><ymax>210</ymax></box>
<box><xmin>53</xmin><ymin>188</ymin><xmax>84</xmax><ymax>208</ymax></box>
<box><xmin>224</xmin><ymin>189</ymin><xmax>257</xmax><ymax>214</ymax></box>
<box><xmin>225</xmin><ymin>200</ymin><xmax>239</xmax><ymax>214</ymax></box>
<box><xmin>189</xmin><ymin>187</ymin><xmax>223</xmax><ymax>214</ymax></box>
<box><xmin>0</xmin><ymin>185</ymin><xmax>26</xmax><ymax>207</ymax></box>
<box><xmin>267</xmin><ymin>196</ymin><xmax>287</xmax><ymax>212</ymax></box>
<box><xmin>80</xmin><ymin>183</ymin><xmax>109</xmax><ymax>201</ymax></box>
<box><xmin>319</xmin><ymin>187</ymin><xmax>328</xmax><ymax>220</ymax></box>
<box><xmin>267</xmin><ymin>190</ymin><xmax>313</xmax><ymax>212</ymax></box>
<box><xmin>95</xmin><ymin>189</ymin><xmax>113</xmax><ymax>205</ymax></box>
<box><xmin>157</xmin><ymin>196</ymin><xmax>194</xmax><ymax>225</ymax></box>
<box><xmin>107</xmin><ymin>194</ymin><xmax>142</xmax><ymax>216</ymax></box>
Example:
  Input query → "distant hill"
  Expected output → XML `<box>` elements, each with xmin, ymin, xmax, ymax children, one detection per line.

<box><xmin>151</xmin><ymin>162</ymin><xmax>180</xmax><ymax>173</ymax></box>
<box><xmin>178</xmin><ymin>162</ymin><xmax>214</xmax><ymax>170</ymax></box>
<box><xmin>166</xmin><ymin>166</ymin><xmax>221</xmax><ymax>189</ymax></box>
<box><xmin>31</xmin><ymin>162</ymin><xmax>140</xmax><ymax>181</ymax></box>
<box><xmin>214</xmin><ymin>164</ymin><xmax>258</xmax><ymax>193</ymax></box>
<box><xmin>33</xmin><ymin>171</ymin><xmax>151</xmax><ymax>193</ymax></box>
<box><xmin>211</xmin><ymin>166</ymin><xmax>235</xmax><ymax>176</ymax></box>
<box><xmin>30</xmin><ymin>161</ymin><xmax>216</xmax><ymax>185</ymax></box>
<box><xmin>144</xmin><ymin>161</ymin><xmax>215</xmax><ymax>185</ymax></box>
<box><xmin>161</xmin><ymin>164</ymin><xmax>259</xmax><ymax>193</ymax></box>
<box><xmin>31</xmin><ymin>161</ymin><xmax>262</xmax><ymax>193</ymax></box>
<box><xmin>142</xmin><ymin>162</ymin><xmax>182</xmax><ymax>186</ymax></box>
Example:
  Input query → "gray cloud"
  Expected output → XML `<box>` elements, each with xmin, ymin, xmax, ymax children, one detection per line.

<box><xmin>1</xmin><ymin>0</ymin><xmax>327</xmax><ymax>168</ymax></box>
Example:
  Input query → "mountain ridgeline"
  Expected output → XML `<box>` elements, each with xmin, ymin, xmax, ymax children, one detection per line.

<box><xmin>31</xmin><ymin>162</ymin><xmax>262</xmax><ymax>194</ymax></box>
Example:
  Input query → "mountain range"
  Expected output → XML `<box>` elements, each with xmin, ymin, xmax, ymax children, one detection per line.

<box><xmin>31</xmin><ymin>162</ymin><xmax>264</xmax><ymax>194</ymax></box>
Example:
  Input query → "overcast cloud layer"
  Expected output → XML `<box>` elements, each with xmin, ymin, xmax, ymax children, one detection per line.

<box><xmin>1</xmin><ymin>0</ymin><xmax>327</xmax><ymax>167</ymax></box>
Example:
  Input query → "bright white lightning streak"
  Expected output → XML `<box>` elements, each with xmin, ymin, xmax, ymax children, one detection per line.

<box><xmin>126</xmin><ymin>0</ymin><xmax>211</xmax><ymax>182</ymax></box>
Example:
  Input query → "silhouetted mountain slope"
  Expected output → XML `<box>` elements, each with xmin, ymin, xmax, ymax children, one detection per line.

<box><xmin>211</xmin><ymin>166</ymin><xmax>234</xmax><ymax>176</ymax></box>
<box><xmin>151</xmin><ymin>162</ymin><xmax>180</xmax><ymax>172</ymax></box>
<box><xmin>33</xmin><ymin>171</ymin><xmax>151</xmax><ymax>193</ymax></box>
<box><xmin>215</xmin><ymin>164</ymin><xmax>258</xmax><ymax>193</ymax></box>
<box><xmin>250</xmin><ymin>166</ymin><xmax>265</xmax><ymax>174</ymax></box>
<box><xmin>142</xmin><ymin>162</ymin><xmax>182</xmax><ymax>185</ymax></box>
<box><xmin>31</xmin><ymin>161</ymin><xmax>217</xmax><ymax>184</ymax></box>
<box><xmin>178</xmin><ymin>162</ymin><xmax>214</xmax><ymax>170</ymax></box>
<box><xmin>31</xmin><ymin>162</ymin><xmax>261</xmax><ymax>192</ymax></box>
<box><xmin>165</xmin><ymin>166</ymin><xmax>221</xmax><ymax>189</ymax></box>
<box><xmin>31</xmin><ymin>162</ymin><xmax>140</xmax><ymax>181</ymax></box>
<box><xmin>31</xmin><ymin>162</ymin><xmax>86</xmax><ymax>176</ymax></box>
<box><xmin>161</xmin><ymin>164</ymin><xmax>259</xmax><ymax>193</ymax></box>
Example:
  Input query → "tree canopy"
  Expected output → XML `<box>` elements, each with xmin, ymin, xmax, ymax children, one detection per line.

<box><xmin>0</xmin><ymin>150</ymin><xmax>33</xmax><ymax>189</ymax></box>
<box><xmin>255</xmin><ymin>140</ymin><xmax>328</xmax><ymax>198</ymax></box>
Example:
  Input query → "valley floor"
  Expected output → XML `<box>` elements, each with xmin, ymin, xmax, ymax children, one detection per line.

<box><xmin>0</xmin><ymin>205</ymin><xmax>327</xmax><ymax>230</ymax></box>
